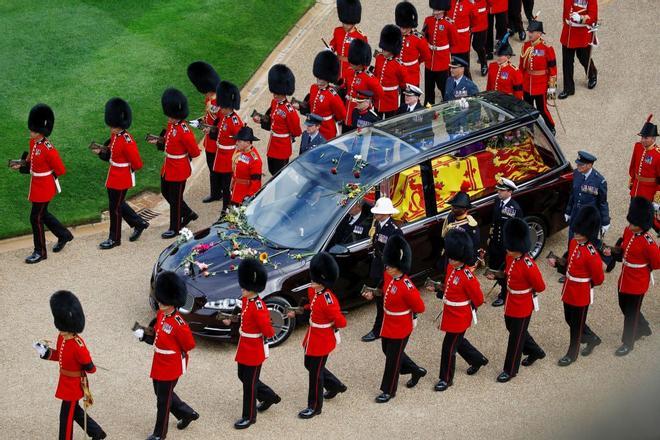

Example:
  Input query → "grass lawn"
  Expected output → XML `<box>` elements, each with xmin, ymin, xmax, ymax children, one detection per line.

<box><xmin>0</xmin><ymin>0</ymin><xmax>314</xmax><ymax>239</ymax></box>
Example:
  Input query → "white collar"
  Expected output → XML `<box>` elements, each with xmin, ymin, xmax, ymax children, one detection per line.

<box><xmin>500</xmin><ymin>197</ymin><xmax>511</xmax><ymax>206</ymax></box>
<box><xmin>379</xmin><ymin>217</ymin><xmax>390</xmax><ymax>227</ymax></box>
<box><xmin>349</xmin><ymin>212</ymin><xmax>361</xmax><ymax>224</ymax></box>
<box><xmin>454</xmin><ymin>75</ymin><xmax>464</xmax><ymax>83</ymax></box>
<box><xmin>582</xmin><ymin>169</ymin><xmax>592</xmax><ymax>179</ymax></box>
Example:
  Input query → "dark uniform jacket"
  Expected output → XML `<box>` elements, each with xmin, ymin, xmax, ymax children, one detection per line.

<box><xmin>299</xmin><ymin>131</ymin><xmax>327</xmax><ymax>155</ymax></box>
<box><xmin>397</xmin><ymin>102</ymin><xmax>424</xmax><ymax>114</ymax></box>
<box><xmin>332</xmin><ymin>205</ymin><xmax>373</xmax><ymax>246</ymax></box>
<box><xmin>566</xmin><ymin>168</ymin><xmax>610</xmax><ymax>227</ymax></box>
<box><xmin>441</xmin><ymin>212</ymin><xmax>480</xmax><ymax>266</ymax></box>
<box><xmin>351</xmin><ymin>108</ymin><xmax>380</xmax><ymax>130</ymax></box>
<box><xmin>370</xmin><ymin>217</ymin><xmax>403</xmax><ymax>282</ymax></box>
<box><xmin>488</xmin><ymin>197</ymin><xmax>523</xmax><ymax>270</ymax></box>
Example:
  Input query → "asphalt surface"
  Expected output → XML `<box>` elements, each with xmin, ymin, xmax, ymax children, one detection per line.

<box><xmin>1</xmin><ymin>0</ymin><xmax>659</xmax><ymax>439</ymax></box>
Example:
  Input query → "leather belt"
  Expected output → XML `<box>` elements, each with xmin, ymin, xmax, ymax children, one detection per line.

<box><xmin>60</xmin><ymin>368</ymin><xmax>83</xmax><ymax>377</ymax></box>
<box><xmin>526</xmin><ymin>70</ymin><xmax>547</xmax><ymax>76</ymax></box>
<box><xmin>623</xmin><ymin>260</ymin><xmax>648</xmax><ymax>268</ymax></box>
<box><xmin>384</xmin><ymin>308</ymin><xmax>411</xmax><ymax>316</ymax></box>
<box><xmin>508</xmin><ymin>288</ymin><xmax>532</xmax><ymax>295</ymax></box>
<box><xmin>635</xmin><ymin>175</ymin><xmax>656</xmax><ymax>183</ymax></box>
<box><xmin>443</xmin><ymin>299</ymin><xmax>470</xmax><ymax>307</ymax></box>
<box><xmin>154</xmin><ymin>347</ymin><xmax>176</xmax><ymax>355</ymax></box>
<box><xmin>31</xmin><ymin>170</ymin><xmax>53</xmax><ymax>177</ymax></box>
<box><xmin>321</xmin><ymin>115</ymin><xmax>334</xmax><ymax>121</ymax></box>
<box><xmin>401</xmin><ymin>59</ymin><xmax>418</xmax><ymax>66</ymax></box>
<box><xmin>166</xmin><ymin>153</ymin><xmax>187</xmax><ymax>159</ymax></box>
<box><xmin>271</xmin><ymin>131</ymin><xmax>290</xmax><ymax>138</ymax></box>
<box><xmin>567</xmin><ymin>274</ymin><xmax>591</xmax><ymax>283</ymax></box>
<box><xmin>565</xmin><ymin>19</ymin><xmax>589</xmax><ymax>28</ymax></box>
<box><xmin>382</xmin><ymin>85</ymin><xmax>399</xmax><ymax>91</ymax></box>
<box><xmin>429</xmin><ymin>44</ymin><xmax>450</xmax><ymax>51</ymax></box>
<box><xmin>309</xmin><ymin>320</ymin><xmax>334</xmax><ymax>328</ymax></box>
<box><xmin>217</xmin><ymin>144</ymin><xmax>236</xmax><ymax>150</ymax></box>
<box><xmin>110</xmin><ymin>160</ymin><xmax>130</xmax><ymax>167</ymax></box>
<box><xmin>477</xmin><ymin>7</ymin><xmax>486</xmax><ymax>12</ymax></box>
<box><xmin>239</xmin><ymin>330</ymin><xmax>263</xmax><ymax>338</ymax></box>
<box><xmin>457</xmin><ymin>27</ymin><xmax>470</xmax><ymax>33</ymax></box>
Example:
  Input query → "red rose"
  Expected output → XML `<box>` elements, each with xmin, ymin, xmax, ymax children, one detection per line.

<box><xmin>229</xmin><ymin>264</ymin><xmax>236</xmax><ymax>271</ymax></box>
<box><xmin>353</xmin><ymin>171</ymin><xmax>361</xmax><ymax>178</ymax></box>
<box><xmin>331</xmin><ymin>167</ymin><xmax>338</xmax><ymax>174</ymax></box>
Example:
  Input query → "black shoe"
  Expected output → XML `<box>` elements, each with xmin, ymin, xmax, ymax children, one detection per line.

<box><xmin>233</xmin><ymin>418</ymin><xmax>254</xmax><ymax>429</ymax></box>
<box><xmin>615</xmin><ymin>344</ymin><xmax>632</xmax><ymax>357</ymax></box>
<box><xmin>129</xmin><ymin>222</ymin><xmax>149</xmax><ymax>242</ymax></box>
<box><xmin>25</xmin><ymin>252</ymin><xmax>46</xmax><ymax>264</ymax></box>
<box><xmin>518</xmin><ymin>30</ymin><xmax>526</xmax><ymax>41</ymax></box>
<box><xmin>486</xmin><ymin>52</ymin><xmax>494</xmax><ymax>60</ymax></box>
<box><xmin>434</xmin><ymin>380</ymin><xmax>451</xmax><ymax>392</ymax></box>
<box><xmin>558</xmin><ymin>276</ymin><xmax>566</xmax><ymax>283</ymax></box>
<box><xmin>257</xmin><ymin>394</ymin><xmax>281</xmax><ymax>413</ymax></box>
<box><xmin>181</xmin><ymin>211</ymin><xmax>199</xmax><ymax>228</ymax></box>
<box><xmin>99</xmin><ymin>238</ymin><xmax>120</xmax><ymax>250</ymax></box>
<box><xmin>202</xmin><ymin>196</ymin><xmax>220</xmax><ymax>203</ymax></box>
<box><xmin>557</xmin><ymin>90</ymin><xmax>574</xmax><ymax>100</ymax></box>
<box><xmin>521</xmin><ymin>350</ymin><xmax>546</xmax><ymax>367</ymax></box>
<box><xmin>177</xmin><ymin>411</ymin><xmax>199</xmax><ymax>430</ymax></box>
<box><xmin>146</xmin><ymin>436</ymin><xmax>161</xmax><ymax>440</ymax></box>
<box><xmin>587</xmin><ymin>76</ymin><xmax>597</xmax><ymax>89</ymax></box>
<box><xmin>557</xmin><ymin>355</ymin><xmax>574</xmax><ymax>367</ymax></box>
<box><xmin>637</xmin><ymin>326</ymin><xmax>652</xmax><ymax>338</ymax></box>
<box><xmin>298</xmin><ymin>407</ymin><xmax>321</xmax><ymax>419</ymax></box>
<box><xmin>91</xmin><ymin>430</ymin><xmax>107</xmax><ymax>440</ymax></box>
<box><xmin>497</xmin><ymin>372</ymin><xmax>512</xmax><ymax>383</ymax></box>
<box><xmin>581</xmin><ymin>336</ymin><xmax>602</xmax><ymax>357</ymax></box>
<box><xmin>491</xmin><ymin>297</ymin><xmax>504</xmax><ymax>307</ymax></box>
<box><xmin>406</xmin><ymin>367</ymin><xmax>427</xmax><ymax>388</ymax></box>
<box><xmin>480</xmin><ymin>63</ymin><xmax>488</xmax><ymax>76</ymax></box>
<box><xmin>52</xmin><ymin>233</ymin><xmax>73</xmax><ymax>252</ymax></box>
<box><xmin>466</xmin><ymin>357</ymin><xmax>488</xmax><ymax>375</ymax></box>
<box><xmin>324</xmin><ymin>384</ymin><xmax>347</xmax><ymax>400</ymax></box>
<box><xmin>375</xmin><ymin>393</ymin><xmax>392</xmax><ymax>403</ymax></box>
<box><xmin>161</xmin><ymin>230</ymin><xmax>177</xmax><ymax>239</ymax></box>
<box><xmin>361</xmin><ymin>330</ymin><xmax>379</xmax><ymax>342</ymax></box>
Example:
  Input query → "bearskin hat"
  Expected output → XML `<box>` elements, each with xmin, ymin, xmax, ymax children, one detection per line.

<box><xmin>444</xmin><ymin>229</ymin><xmax>473</xmax><ymax>263</ymax></box>
<box><xmin>238</xmin><ymin>258</ymin><xmax>268</xmax><ymax>293</ymax></box>
<box><xmin>186</xmin><ymin>61</ymin><xmax>220</xmax><ymax>94</ymax></box>
<box><xmin>503</xmin><ymin>218</ymin><xmax>531</xmax><ymax>253</ymax></box>
<box><xmin>383</xmin><ymin>235</ymin><xmax>413</xmax><ymax>274</ymax></box>
<box><xmin>268</xmin><ymin>64</ymin><xmax>296</xmax><ymax>96</ymax></box>
<box><xmin>216</xmin><ymin>81</ymin><xmax>241</xmax><ymax>110</ymax></box>
<box><xmin>154</xmin><ymin>271</ymin><xmax>187</xmax><ymax>308</ymax></box>
<box><xmin>104</xmin><ymin>98</ymin><xmax>132</xmax><ymax>129</ymax></box>
<box><xmin>28</xmin><ymin>104</ymin><xmax>55</xmax><ymax>136</ymax></box>
<box><xmin>310</xmin><ymin>252</ymin><xmax>340</xmax><ymax>288</ymax></box>
<box><xmin>161</xmin><ymin>88</ymin><xmax>189</xmax><ymax>120</ymax></box>
<box><xmin>379</xmin><ymin>24</ymin><xmax>403</xmax><ymax>55</ymax></box>
<box><xmin>572</xmin><ymin>205</ymin><xmax>601</xmax><ymax>242</ymax></box>
<box><xmin>348</xmin><ymin>39</ymin><xmax>372</xmax><ymax>66</ymax></box>
<box><xmin>429</xmin><ymin>0</ymin><xmax>451</xmax><ymax>11</ymax></box>
<box><xmin>313</xmin><ymin>51</ymin><xmax>340</xmax><ymax>83</ymax></box>
<box><xmin>50</xmin><ymin>290</ymin><xmax>85</xmax><ymax>334</ymax></box>
<box><xmin>626</xmin><ymin>196</ymin><xmax>654</xmax><ymax>231</ymax></box>
<box><xmin>337</xmin><ymin>0</ymin><xmax>362</xmax><ymax>24</ymax></box>
<box><xmin>395</xmin><ymin>2</ymin><xmax>418</xmax><ymax>28</ymax></box>
<box><xmin>495</xmin><ymin>32</ymin><xmax>514</xmax><ymax>57</ymax></box>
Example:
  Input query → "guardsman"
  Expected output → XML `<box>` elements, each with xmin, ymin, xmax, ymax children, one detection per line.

<box><xmin>297</xmin><ymin>51</ymin><xmax>346</xmax><ymax>141</ymax></box>
<box><xmin>95</xmin><ymin>98</ymin><xmax>149</xmax><ymax>249</ymax></box>
<box><xmin>148</xmin><ymin>88</ymin><xmax>200</xmax><ymax>239</ymax></box>
<box><xmin>395</xmin><ymin>2</ymin><xmax>431</xmax><ymax>87</ymax></box>
<box><xmin>485</xmin><ymin>0</ymin><xmax>508</xmax><ymax>61</ymax></box>
<box><xmin>628</xmin><ymin>116</ymin><xmax>659</xmax><ymax>204</ymax></box>
<box><xmin>33</xmin><ymin>291</ymin><xmax>106</xmax><ymax>440</ymax></box>
<box><xmin>449</xmin><ymin>0</ymin><xmax>477</xmax><ymax>78</ymax></box>
<box><xmin>253</xmin><ymin>64</ymin><xmax>301</xmax><ymax>176</ymax></box>
<box><xmin>507</xmin><ymin>0</ymin><xmax>527</xmax><ymax>42</ymax></box>
<box><xmin>291</xmin><ymin>252</ymin><xmax>348</xmax><ymax>418</ymax></box>
<box><xmin>605</xmin><ymin>198</ymin><xmax>660</xmax><ymax>356</ymax></box>
<box><xmin>374</xmin><ymin>24</ymin><xmax>407</xmax><ymax>118</ymax></box>
<box><xmin>12</xmin><ymin>104</ymin><xmax>73</xmax><ymax>264</ymax></box>
<box><xmin>440</xmin><ymin>191</ymin><xmax>481</xmax><ymax>274</ymax></box>
<box><xmin>445</xmin><ymin>56</ymin><xmax>479</xmax><ymax>101</ymax></box>
<box><xmin>134</xmin><ymin>271</ymin><xmax>199</xmax><ymax>439</ymax></box>
<box><xmin>230</xmin><ymin>126</ymin><xmax>263</xmax><ymax>206</ymax></box>
<box><xmin>496</xmin><ymin>218</ymin><xmax>546</xmax><ymax>382</ymax></box>
<box><xmin>548</xmin><ymin>206</ymin><xmax>604</xmax><ymax>366</ymax></box>
<box><xmin>486</xmin><ymin>33</ymin><xmax>524</xmax><ymax>100</ymax></box>
<box><xmin>470</xmin><ymin>0</ymin><xmax>490</xmax><ymax>76</ymax></box>
<box><xmin>329</xmin><ymin>0</ymin><xmax>368</xmax><ymax>85</ymax></box>
<box><xmin>186</xmin><ymin>61</ymin><xmax>221</xmax><ymax>204</ymax></box>
<box><xmin>351</xmin><ymin>90</ymin><xmax>380</xmax><ymax>130</ymax></box>
<box><xmin>299</xmin><ymin>114</ymin><xmax>327</xmax><ymax>155</ymax></box>
<box><xmin>209</xmin><ymin>81</ymin><xmax>243</xmax><ymax>216</ymax></box>
<box><xmin>342</xmin><ymin>39</ymin><xmax>384</xmax><ymax>132</ymax></box>
<box><xmin>486</xmin><ymin>178</ymin><xmax>523</xmax><ymax>307</ymax></box>
<box><xmin>398</xmin><ymin>84</ymin><xmax>425</xmax><ymax>114</ymax></box>
<box><xmin>435</xmin><ymin>229</ymin><xmax>488</xmax><ymax>392</ymax></box>
<box><xmin>224</xmin><ymin>258</ymin><xmax>281</xmax><ymax>429</ymax></box>
<box><xmin>362</xmin><ymin>197</ymin><xmax>403</xmax><ymax>343</ymax></box>
<box><xmin>558</xmin><ymin>0</ymin><xmax>598</xmax><ymax>99</ymax></box>
<box><xmin>519</xmin><ymin>18</ymin><xmax>557</xmax><ymax>135</ymax></box>
<box><xmin>375</xmin><ymin>235</ymin><xmax>426</xmax><ymax>403</ymax></box>
<box><xmin>423</xmin><ymin>0</ymin><xmax>456</xmax><ymax>104</ymax></box>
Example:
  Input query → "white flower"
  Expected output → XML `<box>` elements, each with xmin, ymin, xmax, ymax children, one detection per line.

<box><xmin>177</xmin><ymin>228</ymin><xmax>194</xmax><ymax>242</ymax></box>
<box><xmin>354</xmin><ymin>154</ymin><xmax>362</xmax><ymax>161</ymax></box>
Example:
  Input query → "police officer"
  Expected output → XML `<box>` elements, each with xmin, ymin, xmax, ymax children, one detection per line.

<box><xmin>487</xmin><ymin>178</ymin><xmax>523</xmax><ymax>307</ymax></box>
<box><xmin>362</xmin><ymin>197</ymin><xmax>403</xmax><ymax>343</ymax></box>
<box><xmin>440</xmin><ymin>191</ymin><xmax>481</xmax><ymax>276</ymax></box>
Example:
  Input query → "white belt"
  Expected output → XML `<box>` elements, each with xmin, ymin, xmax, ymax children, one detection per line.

<box><xmin>110</xmin><ymin>160</ymin><xmax>130</xmax><ymax>167</ymax></box>
<box><xmin>384</xmin><ymin>308</ymin><xmax>412</xmax><ymax>316</ymax></box>
<box><xmin>508</xmin><ymin>288</ymin><xmax>532</xmax><ymax>295</ymax></box>
<box><xmin>429</xmin><ymin>44</ymin><xmax>450</xmax><ymax>51</ymax></box>
<box><xmin>321</xmin><ymin>115</ymin><xmax>334</xmax><ymax>121</ymax></box>
<box><xmin>271</xmin><ymin>131</ymin><xmax>290</xmax><ymax>138</ymax></box>
<box><xmin>31</xmin><ymin>170</ymin><xmax>53</xmax><ymax>177</ymax></box>
<box><xmin>477</xmin><ymin>7</ymin><xmax>486</xmax><ymax>12</ymax></box>
<box><xmin>443</xmin><ymin>299</ymin><xmax>470</xmax><ymax>307</ymax></box>
<box><xmin>382</xmin><ymin>85</ymin><xmax>399</xmax><ymax>91</ymax></box>
<box><xmin>217</xmin><ymin>144</ymin><xmax>236</xmax><ymax>150</ymax></box>
<box><xmin>239</xmin><ymin>330</ymin><xmax>263</xmax><ymax>338</ymax></box>
<box><xmin>154</xmin><ymin>347</ymin><xmax>176</xmax><ymax>355</ymax></box>
<box><xmin>457</xmin><ymin>27</ymin><xmax>470</xmax><ymax>33</ymax></box>
<box><xmin>401</xmin><ymin>59</ymin><xmax>418</xmax><ymax>67</ymax></box>
<box><xmin>567</xmin><ymin>274</ymin><xmax>591</xmax><ymax>283</ymax></box>
<box><xmin>166</xmin><ymin>153</ymin><xmax>187</xmax><ymax>159</ymax></box>
<box><xmin>309</xmin><ymin>320</ymin><xmax>334</xmax><ymax>328</ymax></box>
<box><xmin>623</xmin><ymin>260</ymin><xmax>648</xmax><ymax>268</ymax></box>
<box><xmin>565</xmin><ymin>19</ymin><xmax>589</xmax><ymax>28</ymax></box>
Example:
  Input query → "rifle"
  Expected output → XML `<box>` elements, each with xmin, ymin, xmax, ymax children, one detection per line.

<box><xmin>545</xmin><ymin>251</ymin><xmax>566</xmax><ymax>267</ymax></box>
<box><xmin>423</xmin><ymin>276</ymin><xmax>443</xmax><ymax>293</ymax></box>
<box><xmin>88</xmin><ymin>141</ymin><xmax>108</xmax><ymax>155</ymax></box>
<box><xmin>286</xmin><ymin>306</ymin><xmax>305</xmax><ymax>315</ymax></box>
<box><xmin>290</xmin><ymin>96</ymin><xmax>309</xmax><ymax>113</ymax></box>
<box><xmin>144</xmin><ymin>133</ymin><xmax>164</xmax><ymax>144</ymax></box>
<box><xmin>216</xmin><ymin>312</ymin><xmax>240</xmax><ymax>323</ymax></box>
<box><xmin>250</xmin><ymin>109</ymin><xmax>270</xmax><ymax>125</ymax></box>
<box><xmin>360</xmin><ymin>285</ymin><xmax>382</xmax><ymax>298</ymax></box>
<box><xmin>7</xmin><ymin>159</ymin><xmax>26</xmax><ymax>168</ymax></box>
<box><xmin>132</xmin><ymin>321</ymin><xmax>155</xmax><ymax>338</ymax></box>
<box><xmin>484</xmin><ymin>267</ymin><xmax>506</xmax><ymax>279</ymax></box>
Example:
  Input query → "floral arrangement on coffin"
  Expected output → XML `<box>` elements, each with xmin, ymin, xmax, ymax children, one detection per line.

<box><xmin>337</xmin><ymin>182</ymin><xmax>367</xmax><ymax>206</ymax></box>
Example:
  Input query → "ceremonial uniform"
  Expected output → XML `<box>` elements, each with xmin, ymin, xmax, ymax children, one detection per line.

<box><xmin>470</xmin><ymin>0</ymin><xmax>489</xmax><ymax>75</ymax></box>
<box><xmin>441</xmin><ymin>211</ymin><xmax>481</xmax><ymax>272</ymax></box>
<box><xmin>212</xmin><ymin>111</ymin><xmax>243</xmax><ymax>204</ymax></box>
<box><xmin>423</xmin><ymin>13</ymin><xmax>456</xmax><ymax>103</ymax></box>
<box><xmin>305</xmin><ymin>84</ymin><xmax>346</xmax><ymax>140</ymax></box>
<box><xmin>486</xmin><ymin>0</ymin><xmax>508</xmax><ymax>57</ymax></box>
<box><xmin>519</xmin><ymin>35</ymin><xmax>557</xmax><ymax>132</ymax></box>
<box><xmin>332</xmin><ymin>205</ymin><xmax>372</xmax><ymax>245</ymax></box>
<box><xmin>444</xmin><ymin>71</ymin><xmax>479</xmax><ymax>101</ymax></box>
<box><xmin>202</xmin><ymin>94</ymin><xmax>221</xmax><ymax>199</ymax></box>
<box><xmin>343</xmin><ymin>68</ymin><xmax>383</xmax><ymax>129</ymax></box>
<box><xmin>397</xmin><ymin>30</ymin><xmax>431</xmax><ymax>87</ymax></box>
<box><xmin>261</xmin><ymin>98</ymin><xmax>301</xmax><ymax>175</ymax></box>
<box><xmin>486</xmin><ymin>60</ymin><xmax>523</xmax><ymax>99</ymax></box>
<box><xmin>351</xmin><ymin>106</ymin><xmax>380</xmax><ymax>130</ymax></box>
<box><xmin>565</xmin><ymin>167</ymin><xmax>610</xmax><ymax>241</ymax></box>
<box><xmin>329</xmin><ymin>26</ymin><xmax>368</xmax><ymax>84</ymax></box>
<box><xmin>231</xmin><ymin>147</ymin><xmax>262</xmax><ymax>205</ymax></box>
<box><xmin>559</xmin><ymin>0</ymin><xmax>598</xmax><ymax>97</ymax></box>
<box><xmin>628</xmin><ymin>143</ymin><xmax>660</xmax><ymax>202</ymax></box>
<box><xmin>374</xmin><ymin>54</ymin><xmax>407</xmax><ymax>115</ymax></box>
<box><xmin>449</xmin><ymin>0</ymin><xmax>477</xmax><ymax>77</ymax></box>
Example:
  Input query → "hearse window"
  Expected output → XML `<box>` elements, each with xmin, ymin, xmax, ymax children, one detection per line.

<box><xmin>382</xmin><ymin>165</ymin><xmax>429</xmax><ymax>225</ymax></box>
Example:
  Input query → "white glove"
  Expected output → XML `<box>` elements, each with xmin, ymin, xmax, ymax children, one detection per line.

<box><xmin>570</xmin><ymin>12</ymin><xmax>582</xmax><ymax>23</ymax></box>
<box><xmin>564</xmin><ymin>214</ymin><xmax>570</xmax><ymax>223</ymax></box>
<box><xmin>547</xmin><ymin>87</ymin><xmax>557</xmax><ymax>97</ymax></box>
<box><xmin>653</xmin><ymin>202</ymin><xmax>659</xmax><ymax>212</ymax></box>
<box><xmin>33</xmin><ymin>341</ymin><xmax>48</xmax><ymax>358</ymax></box>
<box><xmin>459</xmin><ymin>98</ymin><xmax>469</xmax><ymax>110</ymax></box>
<box><xmin>601</xmin><ymin>224</ymin><xmax>610</xmax><ymax>235</ymax></box>
<box><xmin>133</xmin><ymin>328</ymin><xmax>144</xmax><ymax>341</ymax></box>
<box><xmin>188</xmin><ymin>120</ymin><xmax>200</xmax><ymax>129</ymax></box>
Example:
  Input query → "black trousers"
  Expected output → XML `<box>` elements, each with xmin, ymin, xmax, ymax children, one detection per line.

<box><xmin>563</xmin><ymin>303</ymin><xmax>599</xmax><ymax>360</ymax></box>
<box><xmin>152</xmin><ymin>379</ymin><xmax>196</xmax><ymax>439</ymax></box>
<box><xmin>304</xmin><ymin>355</ymin><xmax>344</xmax><ymax>411</ymax></box>
<box><xmin>30</xmin><ymin>202</ymin><xmax>70</xmax><ymax>256</ymax></box>
<box><xmin>524</xmin><ymin>92</ymin><xmax>555</xmax><ymax>130</ymax></box>
<box><xmin>237</xmin><ymin>363</ymin><xmax>279</xmax><ymax>421</ymax></box>
<box><xmin>453</xmin><ymin>51</ymin><xmax>472</xmax><ymax>80</ymax></box>
<box><xmin>507</xmin><ymin>0</ymin><xmax>524</xmax><ymax>33</ymax></box>
<box><xmin>59</xmin><ymin>400</ymin><xmax>104</xmax><ymax>440</ymax></box>
<box><xmin>503</xmin><ymin>315</ymin><xmax>544</xmax><ymax>376</ymax></box>
<box><xmin>522</xmin><ymin>0</ymin><xmax>534</xmax><ymax>21</ymax></box>
<box><xmin>471</xmin><ymin>30</ymin><xmax>488</xmax><ymax>66</ymax></box>
<box><xmin>425</xmin><ymin>69</ymin><xmax>449</xmax><ymax>105</ymax></box>
<box><xmin>618</xmin><ymin>292</ymin><xmax>650</xmax><ymax>348</ymax></box>
<box><xmin>161</xmin><ymin>178</ymin><xmax>192</xmax><ymax>232</ymax></box>
<box><xmin>561</xmin><ymin>45</ymin><xmax>597</xmax><ymax>93</ymax></box>
<box><xmin>368</xmin><ymin>256</ymin><xmax>385</xmax><ymax>334</ymax></box>
<box><xmin>439</xmin><ymin>332</ymin><xmax>484</xmax><ymax>383</ymax></box>
<box><xmin>205</xmin><ymin>150</ymin><xmax>222</xmax><ymax>199</ymax></box>
<box><xmin>107</xmin><ymin>188</ymin><xmax>143</xmax><ymax>242</ymax></box>
<box><xmin>488</xmin><ymin>243</ymin><xmax>507</xmax><ymax>300</ymax></box>
<box><xmin>267</xmin><ymin>157</ymin><xmax>288</xmax><ymax>176</ymax></box>
<box><xmin>219</xmin><ymin>172</ymin><xmax>232</xmax><ymax>212</ymax></box>
<box><xmin>487</xmin><ymin>12</ymin><xmax>508</xmax><ymax>54</ymax></box>
<box><xmin>380</xmin><ymin>336</ymin><xmax>420</xmax><ymax>396</ymax></box>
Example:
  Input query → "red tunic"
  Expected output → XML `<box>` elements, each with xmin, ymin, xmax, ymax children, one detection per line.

<box><xmin>231</xmin><ymin>148</ymin><xmax>262</xmax><ymax>204</ymax></box>
<box><xmin>628</xmin><ymin>143</ymin><xmax>660</xmax><ymax>201</ymax></box>
<box><xmin>329</xmin><ymin>26</ymin><xmax>368</xmax><ymax>83</ymax></box>
<box><xmin>302</xmin><ymin>287</ymin><xmax>347</xmax><ymax>356</ymax></box>
<box><xmin>423</xmin><ymin>16</ymin><xmax>456</xmax><ymax>72</ymax></box>
<box><xmin>560</xmin><ymin>0</ymin><xmax>598</xmax><ymax>49</ymax></box>
<box><xmin>150</xmin><ymin>309</ymin><xmax>196</xmax><ymax>381</ymax></box>
<box><xmin>343</xmin><ymin>69</ymin><xmax>384</xmax><ymax>126</ymax></box>
<box><xmin>46</xmin><ymin>334</ymin><xmax>95</xmax><ymax>401</ymax></box>
<box><xmin>617</xmin><ymin>227</ymin><xmax>660</xmax><ymax>295</ymax></box>
<box><xmin>487</xmin><ymin>0</ymin><xmax>508</xmax><ymax>14</ymax></box>
<box><xmin>396</xmin><ymin>31</ymin><xmax>431</xmax><ymax>86</ymax></box>
<box><xmin>27</xmin><ymin>137</ymin><xmax>66</xmax><ymax>203</ymax></box>
<box><xmin>380</xmin><ymin>272</ymin><xmax>425</xmax><ymax>339</ymax></box>
<box><xmin>560</xmin><ymin>239</ymin><xmax>604</xmax><ymax>307</ymax></box>
<box><xmin>266</xmin><ymin>99</ymin><xmax>302</xmax><ymax>160</ymax></box>
<box><xmin>105</xmin><ymin>130</ymin><xmax>142</xmax><ymax>190</ymax></box>
<box><xmin>486</xmin><ymin>61</ymin><xmax>524</xmax><ymax>100</ymax></box>
<box><xmin>470</xmin><ymin>0</ymin><xmax>488</xmax><ymax>32</ymax></box>
<box><xmin>307</xmin><ymin>84</ymin><xmax>346</xmax><ymax>140</ymax></box>
<box><xmin>440</xmin><ymin>264</ymin><xmax>484</xmax><ymax>333</ymax></box>
<box><xmin>519</xmin><ymin>39</ymin><xmax>557</xmax><ymax>96</ymax></box>
<box><xmin>235</xmin><ymin>296</ymin><xmax>275</xmax><ymax>366</ymax></box>
<box><xmin>160</xmin><ymin>121</ymin><xmax>201</xmax><ymax>182</ymax></box>
<box><xmin>504</xmin><ymin>254</ymin><xmax>546</xmax><ymax>318</ymax></box>
<box><xmin>203</xmin><ymin>95</ymin><xmax>220</xmax><ymax>153</ymax></box>
<box><xmin>449</xmin><ymin>0</ymin><xmax>476</xmax><ymax>54</ymax></box>
<box><xmin>213</xmin><ymin>111</ymin><xmax>243</xmax><ymax>173</ymax></box>
<box><xmin>374</xmin><ymin>54</ymin><xmax>407</xmax><ymax>113</ymax></box>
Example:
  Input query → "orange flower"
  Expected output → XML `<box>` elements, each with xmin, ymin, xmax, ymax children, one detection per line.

<box><xmin>259</xmin><ymin>252</ymin><xmax>269</xmax><ymax>263</ymax></box>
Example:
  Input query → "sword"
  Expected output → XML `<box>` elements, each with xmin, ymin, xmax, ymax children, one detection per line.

<box><xmin>548</xmin><ymin>95</ymin><xmax>567</xmax><ymax>134</ymax></box>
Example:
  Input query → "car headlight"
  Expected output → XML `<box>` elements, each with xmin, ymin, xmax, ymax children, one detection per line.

<box><xmin>204</xmin><ymin>298</ymin><xmax>241</xmax><ymax>311</ymax></box>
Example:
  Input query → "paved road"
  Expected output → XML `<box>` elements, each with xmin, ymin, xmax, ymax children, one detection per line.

<box><xmin>1</xmin><ymin>1</ymin><xmax>659</xmax><ymax>439</ymax></box>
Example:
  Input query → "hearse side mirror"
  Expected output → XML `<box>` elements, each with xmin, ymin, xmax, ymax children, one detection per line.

<box><xmin>328</xmin><ymin>244</ymin><xmax>350</xmax><ymax>256</ymax></box>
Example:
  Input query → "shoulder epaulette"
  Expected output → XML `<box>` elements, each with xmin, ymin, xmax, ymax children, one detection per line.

<box><xmin>174</xmin><ymin>315</ymin><xmax>185</xmax><ymax>326</ymax></box>
<box><xmin>355</xmin><ymin>27</ymin><xmax>366</xmax><ymax>36</ymax></box>
<box><xmin>324</xmin><ymin>292</ymin><xmax>333</xmax><ymax>304</ymax></box>
<box><xmin>255</xmin><ymin>300</ymin><xmax>264</xmax><ymax>310</ymax></box>
<box><xmin>232</xmin><ymin>115</ymin><xmax>239</xmax><ymax>124</ymax></box>
<box><xmin>524</xmin><ymin>257</ymin><xmax>533</xmax><ymax>267</ymax></box>
<box><xmin>181</xmin><ymin>123</ymin><xmax>190</xmax><ymax>133</ymax></box>
<box><xmin>328</xmin><ymin>87</ymin><xmax>338</xmax><ymax>96</ymax></box>
<box><xmin>403</xmin><ymin>278</ymin><xmax>414</xmax><ymax>289</ymax></box>
<box><xmin>644</xmin><ymin>233</ymin><xmax>655</xmax><ymax>245</ymax></box>
<box><xmin>44</xmin><ymin>141</ymin><xmax>53</xmax><ymax>150</ymax></box>
<box><xmin>250</xmin><ymin>151</ymin><xmax>258</xmax><ymax>160</ymax></box>
<box><xmin>285</xmin><ymin>103</ymin><xmax>294</xmax><ymax>112</ymax></box>
<box><xmin>412</xmin><ymin>30</ymin><xmax>424</xmax><ymax>38</ymax></box>
<box><xmin>123</xmin><ymin>132</ymin><xmax>133</xmax><ymax>142</ymax></box>
<box><xmin>464</xmin><ymin>269</ymin><xmax>474</xmax><ymax>279</ymax></box>
<box><xmin>586</xmin><ymin>243</ymin><xmax>597</xmax><ymax>255</ymax></box>
<box><xmin>467</xmin><ymin>215</ymin><xmax>478</xmax><ymax>227</ymax></box>
<box><xmin>74</xmin><ymin>336</ymin><xmax>84</xmax><ymax>347</ymax></box>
